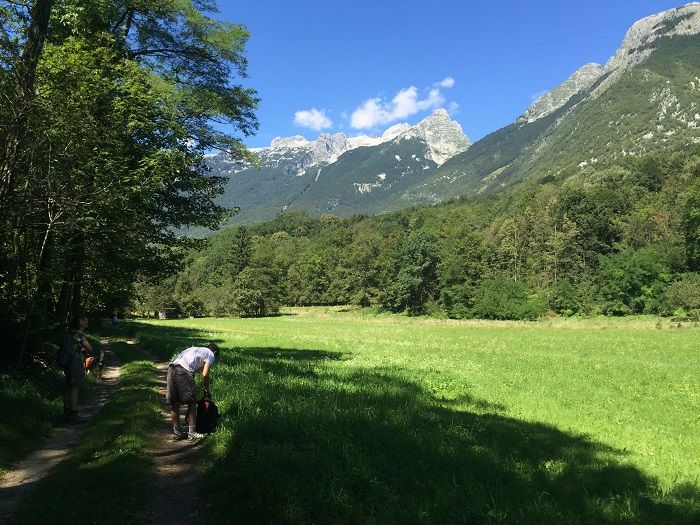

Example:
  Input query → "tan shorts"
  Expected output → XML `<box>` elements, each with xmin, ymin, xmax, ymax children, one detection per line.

<box><xmin>166</xmin><ymin>364</ymin><xmax>195</xmax><ymax>407</ymax></box>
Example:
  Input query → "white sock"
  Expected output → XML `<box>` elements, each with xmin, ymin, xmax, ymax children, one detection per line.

<box><xmin>188</xmin><ymin>425</ymin><xmax>196</xmax><ymax>434</ymax></box>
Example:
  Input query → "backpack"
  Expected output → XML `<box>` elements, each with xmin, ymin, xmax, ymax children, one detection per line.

<box><xmin>196</xmin><ymin>395</ymin><xmax>219</xmax><ymax>433</ymax></box>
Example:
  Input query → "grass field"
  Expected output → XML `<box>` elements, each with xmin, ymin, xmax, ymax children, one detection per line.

<box><xmin>134</xmin><ymin>308</ymin><xmax>700</xmax><ymax>524</ymax></box>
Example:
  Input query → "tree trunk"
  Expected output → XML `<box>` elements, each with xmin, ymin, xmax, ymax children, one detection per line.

<box><xmin>16</xmin><ymin>218</ymin><xmax>54</xmax><ymax>366</ymax></box>
<box><xmin>0</xmin><ymin>0</ymin><xmax>53</xmax><ymax>204</ymax></box>
<box><xmin>54</xmin><ymin>232</ymin><xmax>86</xmax><ymax>326</ymax></box>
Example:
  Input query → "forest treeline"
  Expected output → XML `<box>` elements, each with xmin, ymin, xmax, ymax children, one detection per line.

<box><xmin>0</xmin><ymin>1</ymin><xmax>258</xmax><ymax>361</ymax></box>
<box><xmin>137</xmin><ymin>149</ymin><xmax>700</xmax><ymax>320</ymax></box>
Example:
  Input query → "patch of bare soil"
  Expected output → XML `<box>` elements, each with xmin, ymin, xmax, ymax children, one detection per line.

<box><xmin>0</xmin><ymin>344</ymin><xmax>121</xmax><ymax>522</ymax></box>
<box><xmin>142</xmin><ymin>358</ymin><xmax>203</xmax><ymax>524</ymax></box>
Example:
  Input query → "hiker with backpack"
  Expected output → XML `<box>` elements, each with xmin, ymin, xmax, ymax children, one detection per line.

<box><xmin>166</xmin><ymin>343</ymin><xmax>220</xmax><ymax>441</ymax></box>
<box><xmin>58</xmin><ymin>314</ymin><xmax>103</xmax><ymax>424</ymax></box>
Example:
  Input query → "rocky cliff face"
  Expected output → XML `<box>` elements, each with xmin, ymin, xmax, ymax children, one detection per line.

<box><xmin>519</xmin><ymin>63</ymin><xmax>604</xmax><ymax>123</ymax></box>
<box><xmin>519</xmin><ymin>2</ymin><xmax>700</xmax><ymax>124</ymax></box>
<box><xmin>415</xmin><ymin>109</ymin><xmax>471</xmax><ymax>164</ymax></box>
<box><xmin>596</xmin><ymin>2</ymin><xmax>700</xmax><ymax>94</ymax></box>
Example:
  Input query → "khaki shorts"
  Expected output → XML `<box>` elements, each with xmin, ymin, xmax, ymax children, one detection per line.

<box><xmin>166</xmin><ymin>364</ymin><xmax>195</xmax><ymax>407</ymax></box>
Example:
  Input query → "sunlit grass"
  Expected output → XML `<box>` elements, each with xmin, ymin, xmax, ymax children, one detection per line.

<box><xmin>133</xmin><ymin>310</ymin><xmax>700</xmax><ymax>523</ymax></box>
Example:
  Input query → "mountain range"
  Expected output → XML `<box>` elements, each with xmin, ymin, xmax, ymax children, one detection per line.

<box><xmin>207</xmin><ymin>2</ymin><xmax>700</xmax><ymax>226</ymax></box>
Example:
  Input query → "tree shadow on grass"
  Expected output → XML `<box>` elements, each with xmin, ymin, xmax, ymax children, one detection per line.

<box><xmin>239</xmin><ymin>347</ymin><xmax>353</xmax><ymax>362</ymax></box>
<box><xmin>125</xmin><ymin>321</ymin><xmax>227</xmax><ymax>361</ymax></box>
<box><xmin>202</xmin><ymin>347</ymin><xmax>700</xmax><ymax>524</ymax></box>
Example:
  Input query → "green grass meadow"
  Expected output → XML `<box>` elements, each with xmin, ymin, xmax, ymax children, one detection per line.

<box><xmin>134</xmin><ymin>309</ymin><xmax>700</xmax><ymax>524</ymax></box>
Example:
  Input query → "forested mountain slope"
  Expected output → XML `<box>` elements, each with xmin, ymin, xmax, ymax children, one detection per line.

<box><xmin>420</xmin><ymin>33</ymin><xmax>700</xmax><ymax>202</ymax></box>
<box><xmin>139</xmin><ymin>148</ymin><xmax>700</xmax><ymax>320</ymax></box>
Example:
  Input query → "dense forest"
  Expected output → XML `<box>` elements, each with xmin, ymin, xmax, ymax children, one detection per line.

<box><xmin>0</xmin><ymin>0</ymin><xmax>258</xmax><ymax>361</ymax></box>
<box><xmin>137</xmin><ymin>149</ymin><xmax>700</xmax><ymax>320</ymax></box>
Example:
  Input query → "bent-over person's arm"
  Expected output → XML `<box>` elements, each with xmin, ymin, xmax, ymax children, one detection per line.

<box><xmin>201</xmin><ymin>361</ymin><xmax>212</xmax><ymax>395</ymax></box>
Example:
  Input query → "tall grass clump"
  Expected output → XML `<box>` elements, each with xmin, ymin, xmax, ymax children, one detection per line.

<box><xmin>0</xmin><ymin>371</ymin><xmax>62</xmax><ymax>475</ymax></box>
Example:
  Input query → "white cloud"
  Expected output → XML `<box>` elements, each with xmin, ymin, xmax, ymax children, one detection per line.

<box><xmin>294</xmin><ymin>108</ymin><xmax>332</xmax><ymax>131</ymax></box>
<box><xmin>438</xmin><ymin>77</ymin><xmax>455</xmax><ymax>88</ymax></box>
<box><xmin>350</xmin><ymin>83</ymin><xmax>448</xmax><ymax>130</ymax></box>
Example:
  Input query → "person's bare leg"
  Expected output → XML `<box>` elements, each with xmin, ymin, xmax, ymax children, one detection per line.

<box><xmin>97</xmin><ymin>349</ymin><xmax>105</xmax><ymax>377</ymax></box>
<box><xmin>171</xmin><ymin>404</ymin><xmax>181</xmax><ymax>428</ymax></box>
<box><xmin>186</xmin><ymin>403</ymin><xmax>196</xmax><ymax>427</ymax></box>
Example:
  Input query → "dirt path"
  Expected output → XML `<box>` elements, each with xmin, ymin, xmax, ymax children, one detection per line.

<box><xmin>0</xmin><ymin>341</ymin><xmax>205</xmax><ymax>524</ymax></box>
<box><xmin>143</xmin><ymin>358</ymin><xmax>203</xmax><ymax>524</ymax></box>
<box><xmin>0</xmin><ymin>343</ymin><xmax>121</xmax><ymax>522</ymax></box>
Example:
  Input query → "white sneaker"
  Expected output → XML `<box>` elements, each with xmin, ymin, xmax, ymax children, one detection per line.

<box><xmin>187</xmin><ymin>431</ymin><xmax>205</xmax><ymax>441</ymax></box>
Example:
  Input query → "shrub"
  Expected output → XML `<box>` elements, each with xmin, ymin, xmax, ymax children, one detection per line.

<box><xmin>471</xmin><ymin>276</ymin><xmax>547</xmax><ymax>320</ymax></box>
<box><xmin>666</xmin><ymin>273</ymin><xmax>700</xmax><ymax>312</ymax></box>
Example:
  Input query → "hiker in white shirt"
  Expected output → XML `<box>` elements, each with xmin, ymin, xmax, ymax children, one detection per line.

<box><xmin>166</xmin><ymin>343</ymin><xmax>220</xmax><ymax>441</ymax></box>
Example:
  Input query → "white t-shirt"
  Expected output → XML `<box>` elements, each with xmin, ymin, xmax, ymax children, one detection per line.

<box><xmin>172</xmin><ymin>346</ymin><xmax>216</xmax><ymax>373</ymax></box>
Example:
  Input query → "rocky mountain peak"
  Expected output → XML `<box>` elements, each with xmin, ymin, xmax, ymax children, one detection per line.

<box><xmin>519</xmin><ymin>3</ymin><xmax>700</xmax><ymax>124</ymax></box>
<box><xmin>270</xmin><ymin>135</ymin><xmax>310</xmax><ymax>149</ymax></box>
<box><xmin>312</xmin><ymin>132</ymin><xmax>349</xmax><ymax>163</ymax></box>
<box><xmin>414</xmin><ymin>109</ymin><xmax>471</xmax><ymax>165</ymax></box>
<box><xmin>593</xmin><ymin>2</ymin><xmax>700</xmax><ymax>94</ymax></box>
<box><xmin>519</xmin><ymin>63</ymin><xmax>604</xmax><ymax>123</ymax></box>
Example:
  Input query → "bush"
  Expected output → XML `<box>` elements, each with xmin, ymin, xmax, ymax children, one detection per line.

<box><xmin>439</xmin><ymin>283</ymin><xmax>474</xmax><ymax>319</ymax></box>
<box><xmin>598</xmin><ymin>245</ymin><xmax>674</xmax><ymax>315</ymax></box>
<box><xmin>666</xmin><ymin>273</ymin><xmax>700</xmax><ymax>312</ymax></box>
<box><xmin>471</xmin><ymin>276</ymin><xmax>547</xmax><ymax>320</ymax></box>
<box><xmin>549</xmin><ymin>280</ymin><xmax>579</xmax><ymax>313</ymax></box>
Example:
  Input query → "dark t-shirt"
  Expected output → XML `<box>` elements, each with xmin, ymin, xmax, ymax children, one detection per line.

<box><xmin>65</xmin><ymin>330</ymin><xmax>85</xmax><ymax>362</ymax></box>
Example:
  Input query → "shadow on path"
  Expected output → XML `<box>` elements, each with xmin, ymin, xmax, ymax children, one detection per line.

<box><xmin>141</xmin><ymin>347</ymin><xmax>204</xmax><ymax>525</ymax></box>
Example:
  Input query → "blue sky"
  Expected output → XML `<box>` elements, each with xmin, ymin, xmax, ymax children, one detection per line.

<box><xmin>216</xmin><ymin>1</ymin><xmax>689</xmax><ymax>148</ymax></box>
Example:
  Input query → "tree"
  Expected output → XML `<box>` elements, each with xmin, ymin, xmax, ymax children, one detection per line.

<box><xmin>665</xmin><ymin>273</ymin><xmax>700</xmax><ymax>314</ymax></box>
<box><xmin>229</xmin><ymin>244</ymin><xmax>285</xmax><ymax>317</ymax></box>
<box><xmin>0</xmin><ymin>0</ymin><xmax>53</xmax><ymax>204</ymax></box>
<box><xmin>683</xmin><ymin>178</ymin><xmax>700</xmax><ymax>271</ymax></box>
<box><xmin>0</xmin><ymin>1</ymin><xmax>258</xmax><ymax>362</ymax></box>
<box><xmin>597</xmin><ymin>245</ymin><xmax>675</xmax><ymax>315</ymax></box>
<box><xmin>438</xmin><ymin>229</ymin><xmax>488</xmax><ymax>318</ymax></box>
<box><xmin>471</xmin><ymin>275</ymin><xmax>546</xmax><ymax>320</ymax></box>
<box><xmin>341</xmin><ymin>228</ymin><xmax>385</xmax><ymax>307</ymax></box>
<box><xmin>385</xmin><ymin>230</ymin><xmax>440</xmax><ymax>315</ymax></box>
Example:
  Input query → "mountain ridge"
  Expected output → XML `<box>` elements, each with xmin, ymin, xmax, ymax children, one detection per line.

<box><xmin>204</xmin><ymin>2</ymin><xmax>700</xmax><ymax>228</ymax></box>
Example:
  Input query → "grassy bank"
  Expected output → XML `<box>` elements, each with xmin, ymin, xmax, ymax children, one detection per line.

<box><xmin>133</xmin><ymin>308</ymin><xmax>700</xmax><ymax>523</ymax></box>
<box><xmin>0</xmin><ymin>334</ymin><xmax>105</xmax><ymax>477</ymax></box>
<box><xmin>0</xmin><ymin>371</ymin><xmax>62</xmax><ymax>476</ymax></box>
<box><xmin>10</xmin><ymin>340</ymin><xmax>162</xmax><ymax>525</ymax></box>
